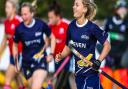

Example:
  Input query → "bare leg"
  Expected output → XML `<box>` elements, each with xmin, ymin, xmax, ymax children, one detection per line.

<box><xmin>31</xmin><ymin>69</ymin><xmax>47</xmax><ymax>89</ymax></box>
<box><xmin>4</xmin><ymin>64</ymin><xmax>16</xmax><ymax>89</ymax></box>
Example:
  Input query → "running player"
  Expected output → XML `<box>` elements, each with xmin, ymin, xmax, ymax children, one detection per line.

<box><xmin>56</xmin><ymin>0</ymin><xmax>111</xmax><ymax>89</ymax></box>
<box><xmin>0</xmin><ymin>0</ymin><xmax>24</xmax><ymax>89</ymax></box>
<box><xmin>13</xmin><ymin>2</ymin><xmax>55</xmax><ymax>89</ymax></box>
<box><xmin>104</xmin><ymin>0</ymin><xmax>128</xmax><ymax>69</ymax></box>
<box><xmin>48</xmin><ymin>1</ymin><xmax>71</xmax><ymax>89</ymax></box>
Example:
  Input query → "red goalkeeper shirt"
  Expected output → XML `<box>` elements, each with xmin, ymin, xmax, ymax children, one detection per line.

<box><xmin>49</xmin><ymin>19</ymin><xmax>70</xmax><ymax>56</ymax></box>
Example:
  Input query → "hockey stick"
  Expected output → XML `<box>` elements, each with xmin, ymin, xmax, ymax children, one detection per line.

<box><xmin>47</xmin><ymin>56</ymin><xmax>70</xmax><ymax>89</ymax></box>
<box><xmin>69</xmin><ymin>45</ymin><xmax>128</xmax><ymax>89</ymax></box>
<box><xmin>47</xmin><ymin>53</ymin><xmax>93</xmax><ymax>89</ymax></box>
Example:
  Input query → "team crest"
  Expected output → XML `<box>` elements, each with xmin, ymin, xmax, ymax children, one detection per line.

<box><xmin>59</xmin><ymin>28</ymin><xmax>64</xmax><ymax>34</ymax></box>
<box><xmin>11</xmin><ymin>24</ymin><xmax>15</xmax><ymax>30</ymax></box>
<box><xmin>35</xmin><ymin>32</ymin><xmax>42</xmax><ymax>37</ymax></box>
<box><xmin>81</xmin><ymin>35</ymin><xmax>89</xmax><ymax>40</ymax></box>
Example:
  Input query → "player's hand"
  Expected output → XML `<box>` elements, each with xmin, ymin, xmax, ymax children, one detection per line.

<box><xmin>33</xmin><ymin>52</ymin><xmax>44</xmax><ymax>60</ymax></box>
<box><xmin>92</xmin><ymin>60</ymin><xmax>101</xmax><ymax>71</ymax></box>
<box><xmin>46</xmin><ymin>54</ymin><xmax>53</xmax><ymax>62</ymax></box>
<box><xmin>55</xmin><ymin>53</ymin><xmax>62</xmax><ymax>62</ymax></box>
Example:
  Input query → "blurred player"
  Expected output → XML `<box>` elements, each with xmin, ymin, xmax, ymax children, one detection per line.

<box><xmin>104</xmin><ymin>0</ymin><xmax>128</xmax><ymax>69</ymax></box>
<box><xmin>48</xmin><ymin>1</ymin><xmax>71</xmax><ymax>89</ymax></box>
<box><xmin>0</xmin><ymin>0</ymin><xmax>24</xmax><ymax>89</ymax></box>
<box><xmin>103</xmin><ymin>0</ymin><xmax>128</xmax><ymax>88</ymax></box>
<box><xmin>56</xmin><ymin>0</ymin><xmax>111</xmax><ymax>89</ymax></box>
<box><xmin>13</xmin><ymin>2</ymin><xmax>55</xmax><ymax>89</ymax></box>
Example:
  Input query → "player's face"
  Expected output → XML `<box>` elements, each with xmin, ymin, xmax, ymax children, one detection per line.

<box><xmin>116</xmin><ymin>7</ymin><xmax>127</xmax><ymax>19</ymax></box>
<box><xmin>73</xmin><ymin>0</ymin><xmax>87</xmax><ymax>19</ymax></box>
<box><xmin>48</xmin><ymin>11</ymin><xmax>59</xmax><ymax>25</ymax></box>
<box><xmin>5</xmin><ymin>1</ymin><xmax>16</xmax><ymax>18</ymax></box>
<box><xmin>21</xmin><ymin>7</ymin><xmax>33</xmax><ymax>25</ymax></box>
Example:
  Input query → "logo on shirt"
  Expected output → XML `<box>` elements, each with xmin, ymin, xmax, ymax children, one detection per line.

<box><xmin>70</xmin><ymin>40</ymin><xmax>86</xmax><ymax>49</ymax></box>
<box><xmin>25</xmin><ymin>39</ymin><xmax>41</xmax><ymax>46</ymax></box>
<box><xmin>81</xmin><ymin>35</ymin><xmax>89</xmax><ymax>40</ymax></box>
<box><xmin>11</xmin><ymin>24</ymin><xmax>15</xmax><ymax>30</ymax></box>
<box><xmin>59</xmin><ymin>28</ymin><xmax>64</xmax><ymax>34</ymax></box>
<box><xmin>35</xmin><ymin>32</ymin><xmax>42</xmax><ymax>37</ymax></box>
<box><xmin>56</xmin><ymin>39</ymin><xmax>62</xmax><ymax>43</ymax></box>
<box><xmin>120</xmin><ymin>25</ymin><xmax>126</xmax><ymax>32</ymax></box>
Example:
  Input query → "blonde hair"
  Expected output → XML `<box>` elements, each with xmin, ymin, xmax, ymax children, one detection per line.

<box><xmin>6</xmin><ymin>0</ymin><xmax>19</xmax><ymax>12</ymax></box>
<box><xmin>82</xmin><ymin>0</ymin><xmax>97</xmax><ymax>20</ymax></box>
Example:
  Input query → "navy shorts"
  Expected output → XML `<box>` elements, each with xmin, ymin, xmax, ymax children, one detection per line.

<box><xmin>21</xmin><ymin>57</ymin><xmax>47</xmax><ymax>80</ymax></box>
<box><xmin>75</xmin><ymin>74</ymin><xmax>103</xmax><ymax>89</ymax></box>
<box><xmin>10</xmin><ymin>56</ymin><xmax>15</xmax><ymax>65</ymax></box>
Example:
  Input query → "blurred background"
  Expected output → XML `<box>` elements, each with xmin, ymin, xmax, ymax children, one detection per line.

<box><xmin>0</xmin><ymin>0</ymin><xmax>127</xmax><ymax>19</ymax></box>
<box><xmin>0</xmin><ymin>0</ymin><xmax>128</xmax><ymax>89</ymax></box>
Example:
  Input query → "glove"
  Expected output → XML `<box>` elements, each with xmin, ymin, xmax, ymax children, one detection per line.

<box><xmin>92</xmin><ymin>60</ymin><xmax>101</xmax><ymax>71</ymax></box>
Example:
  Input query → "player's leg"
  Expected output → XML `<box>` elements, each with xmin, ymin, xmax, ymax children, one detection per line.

<box><xmin>21</xmin><ymin>64</ymin><xmax>33</xmax><ymax>89</ymax></box>
<box><xmin>3</xmin><ymin>56</ymin><xmax>16</xmax><ymax>89</ymax></box>
<box><xmin>16</xmin><ymin>75</ymin><xmax>26</xmax><ymax>89</ymax></box>
<box><xmin>4</xmin><ymin>65</ymin><xmax>16</xmax><ymax>89</ymax></box>
<box><xmin>31</xmin><ymin>69</ymin><xmax>47</xmax><ymax>89</ymax></box>
<box><xmin>69</xmin><ymin>73</ymin><xmax>77</xmax><ymax>89</ymax></box>
<box><xmin>16</xmin><ymin>54</ymin><xmax>26</xmax><ymax>89</ymax></box>
<box><xmin>55</xmin><ymin>58</ymin><xmax>70</xmax><ymax>89</ymax></box>
<box><xmin>27</xmin><ymin>77</ymin><xmax>33</xmax><ymax>89</ymax></box>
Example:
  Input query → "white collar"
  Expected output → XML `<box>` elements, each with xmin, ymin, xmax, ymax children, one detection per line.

<box><xmin>76</xmin><ymin>19</ymin><xmax>88</xmax><ymax>27</ymax></box>
<box><xmin>112</xmin><ymin>16</ymin><xmax>123</xmax><ymax>25</ymax></box>
<box><xmin>26</xmin><ymin>19</ymin><xmax>36</xmax><ymax>28</ymax></box>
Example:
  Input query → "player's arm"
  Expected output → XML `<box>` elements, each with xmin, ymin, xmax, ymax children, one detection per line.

<box><xmin>55</xmin><ymin>45</ymin><xmax>71</xmax><ymax>62</ymax></box>
<box><xmin>12</xmin><ymin>42</ymin><xmax>18</xmax><ymax>59</ymax></box>
<box><xmin>98</xmin><ymin>40</ymin><xmax>111</xmax><ymax>61</ymax></box>
<box><xmin>56</xmin><ymin>24</ymin><xmax>71</xmax><ymax>61</ymax></box>
<box><xmin>92</xmin><ymin>25</ymin><xmax>111</xmax><ymax>70</ymax></box>
<box><xmin>92</xmin><ymin>40</ymin><xmax>111</xmax><ymax>71</ymax></box>
<box><xmin>13</xmin><ymin>42</ymin><xmax>20</xmax><ymax>72</ymax></box>
<box><xmin>0</xmin><ymin>34</ymin><xmax>7</xmax><ymax>60</ymax></box>
<box><xmin>50</xmin><ymin>33</ymin><xmax>56</xmax><ymax>54</ymax></box>
<box><xmin>46</xmin><ymin>27</ymin><xmax>56</xmax><ymax>62</ymax></box>
<box><xmin>13</xmin><ymin>28</ymin><xmax>19</xmax><ymax>61</ymax></box>
<box><xmin>43</xmin><ymin>22</ymin><xmax>56</xmax><ymax>55</ymax></box>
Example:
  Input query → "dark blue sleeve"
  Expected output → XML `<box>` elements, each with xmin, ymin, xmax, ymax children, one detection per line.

<box><xmin>43</xmin><ymin>22</ymin><xmax>51</xmax><ymax>37</ymax></box>
<box><xmin>104</xmin><ymin>17</ymin><xmax>111</xmax><ymax>32</ymax></box>
<box><xmin>93</xmin><ymin>24</ymin><xmax>108</xmax><ymax>45</ymax></box>
<box><xmin>13</xmin><ymin>27</ymin><xmax>21</xmax><ymax>43</ymax></box>
<box><xmin>66</xmin><ymin>25</ymin><xmax>71</xmax><ymax>46</ymax></box>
